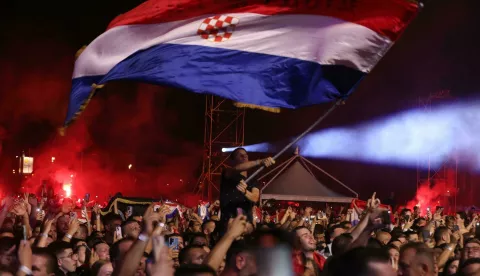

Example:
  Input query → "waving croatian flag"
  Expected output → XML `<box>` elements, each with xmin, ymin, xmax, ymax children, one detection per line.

<box><xmin>65</xmin><ymin>0</ymin><xmax>418</xmax><ymax>125</ymax></box>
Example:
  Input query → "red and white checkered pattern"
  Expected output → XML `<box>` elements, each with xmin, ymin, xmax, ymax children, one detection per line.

<box><xmin>197</xmin><ymin>15</ymin><xmax>239</xmax><ymax>42</ymax></box>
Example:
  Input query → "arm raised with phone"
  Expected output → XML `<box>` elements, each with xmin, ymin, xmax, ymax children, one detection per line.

<box><xmin>113</xmin><ymin>204</ymin><xmax>162</xmax><ymax>276</ymax></box>
<box><xmin>204</xmin><ymin>214</ymin><xmax>247</xmax><ymax>271</ymax></box>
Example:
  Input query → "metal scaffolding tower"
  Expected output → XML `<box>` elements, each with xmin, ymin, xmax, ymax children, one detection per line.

<box><xmin>416</xmin><ymin>90</ymin><xmax>458</xmax><ymax>211</ymax></box>
<box><xmin>195</xmin><ymin>95</ymin><xmax>245</xmax><ymax>200</ymax></box>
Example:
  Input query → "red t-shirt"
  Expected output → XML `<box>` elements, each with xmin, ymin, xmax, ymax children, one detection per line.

<box><xmin>292</xmin><ymin>250</ymin><xmax>326</xmax><ymax>275</ymax></box>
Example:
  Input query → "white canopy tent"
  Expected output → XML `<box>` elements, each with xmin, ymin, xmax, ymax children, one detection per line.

<box><xmin>259</xmin><ymin>149</ymin><xmax>358</xmax><ymax>203</ymax></box>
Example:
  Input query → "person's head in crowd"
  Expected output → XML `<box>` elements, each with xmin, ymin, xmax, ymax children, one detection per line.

<box><xmin>90</xmin><ymin>260</ymin><xmax>113</xmax><ymax>276</ymax></box>
<box><xmin>109</xmin><ymin>237</ymin><xmax>135</xmax><ymax>269</ymax></box>
<box><xmin>459</xmin><ymin>258</ymin><xmax>480</xmax><ymax>276</ymax></box>
<box><xmin>294</xmin><ymin>226</ymin><xmax>316</xmax><ymax>253</ymax></box>
<box><xmin>165</xmin><ymin>234</ymin><xmax>185</xmax><ymax>250</ymax></box>
<box><xmin>0</xmin><ymin>229</ymin><xmax>14</xmax><ymax>239</ymax></box>
<box><xmin>0</xmin><ymin>237</ymin><xmax>17</xmax><ymax>269</ymax></box>
<box><xmin>415</xmin><ymin>218</ymin><xmax>427</xmax><ymax>228</ymax></box>
<box><xmin>73</xmin><ymin>239</ymin><xmax>87</xmax><ymax>247</ymax></box>
<box><xmin>398</xmin><ymin>234</ymin><xmax>408</xmax><ymax>245</ymax></box>
<box><xmin>399</xmin><ymin>242</ymin><xmax>436</xmax><ymax>276</ymax></box>
<box><xmin>434</xmin><ymin>226</ymin><xmax>451</xmax><ymax>246</ymax></box>
<box><xmin>1</xmin><ymin>219</ymin><xmax>14</xmax><ymax>232</ymax></box>
<box><xmin>456</xmin><ymin>211</ymin><xmax>468</xmax><ymax>228</ymax></box>
<box><xmin>74</xmin><ymin>244</ymin><xmax>90</xmax><ymax>267</ymax></box>
<box><xmin>445</xmin><ymin>216</ymin><xmax>456</xmax><ymax>230</ymax></box>
<box><xmin>74</xmin><ymin>224</ymin><xmax>88</xmax><ymax>240</ymax></box>
<box><xmin>93</xmin><ymin>241</ymin><xmax>110</xmax><ymax>261</ymax></box>
<box><xmin>413</xmin><ymin>206</ymin><xmax>420</xmax><ymax>218</ymax></box>
<box><xmin>401</xmin><ymin>208</ymin><xmax>413</xmax><ymax>220</ymax></box>
<box><xmin>222</xmin><ymin>240</ymin><xmax>256</xmax><ymax>276</ymax></box>
<box><xmin>386</xmin><ymin>244</ymin><xmax>400</xmax><ymax>270</ymax></box>
<box><xmin>406</xmin><ymin>230</ymin><xmax>419</xmax><ymax>242</ymax></box>
<box><xmin>376</xmin><ymin>230</ymin><xmax>392</xmax><ymax>245</ymax></box>
<box><xmin>49</xmin><ymin>241</ymin><xmax>78</xmax><ymax>274</ymax></box>
<box><xmin>189</xmin><ymin>233</ymin><xmax>208</xmax><ymax>247</ymax></box>
<box><xmin>31</xmin><ymin>247</ymin><xmax>57</xmax><ymax>276</ymax></box>
<box><xmin>313</xmin><ymin>224</ymin><xmax>325</xmax><ymax>236</ymax></box>
<box><xmin>327</xmin><ymin>225</ymin><xmax>346</xmax><ymax>244</ymax></box>
<box><xmin>339</xmin><ymin>221</ymin><xmax>352</xmax><ymax>230</ymax></box>
<box><xmin>102</xmin><ymin>213</ymin><xmax>122</xmax><ymax>240</ymax></box>
<box><xmin>48</xmin><ymin>226</ymin><xmax>57</xmax><ymax>242</ymax></box>
<box><xmin>33</xmin><ymin>226</ymin><xmax>42</xmax><ymax>237</ymax></box>
<box><xmin>263</xmin><ymin>214</ymin><xmax>272</xmax><ymax>224</ymax></box>
<box><xmin>56</xmin><ymin>214</ymin><xmax>70</xmax><ymax>237</ymax></box>
<box><xmin>90</xmin><ymin>231</ymin><xmax>104</xmax><ymax>239</ymax></box>
<box><xmin>326</xmin><ymin>247</ymin><xmax>395</xmax><ymax>276</ymax></box>
<box><xmin>166</xmin><ymin>219</ymin><xmax>175</xmax><ymax>230</ymax></box>
<box><xmin>315</xmin><ymin>233</ymin><xmax>326</xmax><ymax>251</ymax></box>
<box><xmin>441</xmin><ymin>258</ymin><xmax>459</xmax><ymax>276</ymax></box>
<box><xmin>462</xmin><ymin>238</ymin><xmax>480</xmax><ymax>262</ymax></box>
<box><xmin>174</xmin><ymin>264</ymin><xmax>216</xmax><ymax>276</ymax></box>
<box><xmin>202</xmin><ymin>221</ymin><xmax>215</xmax><ymax>236</ymax></box>
<box><xmin>121</xmin><ymin>219</ymin><xmax>141</xmax><ymax>239</ymax></box>
<box><xmin>230</xmin><ymin>147</ymin><xmax>249</xmax><ymax>165</ymax></box>
<box><xmin>178</xmin><ymin>245</ymin><xmax>208</xmax><ymax>265</ymax></box>
<box><xmin>331</xmin><ymin>233</ymin><xmax>353</xmax><ymax>256</ymax></box>
<box><xmin>389</xmin><ymin>239</ymin><xmax>402</xmax><ymax>249</ymax></box>
<box><xmin>367</xmin><ymin>237</ymin><xmax>384</xmax><ymax>249</ymax></box>
<box><xmin>188</xmin><ymin>220</ymin><xmax>202</xmax><ymax>233</ymax></box>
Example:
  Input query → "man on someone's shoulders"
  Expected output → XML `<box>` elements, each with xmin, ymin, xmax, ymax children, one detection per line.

<box><xmin>220</xmin><ymin>148</ymin><xmax>274</xmax><ymax>226</ymax></box>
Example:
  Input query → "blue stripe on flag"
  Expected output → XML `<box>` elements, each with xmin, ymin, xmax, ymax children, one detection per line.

<box><xmin>66</xmin><ymin>44</ymin><xmax>365</xmax><ymax>124</ymax></box>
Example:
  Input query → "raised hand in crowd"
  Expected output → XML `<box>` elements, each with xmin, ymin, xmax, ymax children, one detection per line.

<box><xmin>37</xmin><ymin>217</ymin><xmax>54</xmax><ymax>247</ymax></box>
<box><xmin>366</xmin><ymin>192</ymin><xmax>381</xmax><ymax>211</ymax></box>
<box><xmin>35</xmin><ymin>210</ymin><xmax>45</xmax><ymax>221</ymax></box>
<box><xmin>403</xmin><ymin>215</ymin><xmax>414</xmax><ymax>231</ymax></box>
<box><xmin>89</xmin><ymin>248</ymin><xmax>100</xmax><ymax>267</ymax></box>
<box><xmin>305</xmin><ymin>207</ymin><xmax>313</xmax><ymax>216</ymax></box>
<box><xmin>63</xmin><ymin>217</ymin><xmax>80</xmax><ymax>242</ymax></box>
<box><xmin>150</xmin><ymin>235</ymin><xmax>174</xmax><ymax>276</ymax></box>
<box><xmin>17</xmin><ymin>240</ymin><xmax>32</xmax><ymax>276</ymax></box>
<box><xmin>11</xmin><ymin>204</ymin><xmax>26</xmax><ymax>217</ymax></box>
<box><xmin>433</xmin><ymin>208</ymin><xmax>443</xmax><ymax>221</ymax></box>
<box><xmin>143</xmin><ymin>204</ymin><xmax>162</xmax><ymax>235</ymax></box>
<box><xmin>205</xmin><ymin>215</ymin><xmax>247</xmax><ymax>271</ymax></box>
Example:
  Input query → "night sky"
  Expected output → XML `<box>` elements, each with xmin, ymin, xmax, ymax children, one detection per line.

<box><xmin>0</xmin><ymin>0</ymin><xmax>479</xmax><ymax>204</ymax></box>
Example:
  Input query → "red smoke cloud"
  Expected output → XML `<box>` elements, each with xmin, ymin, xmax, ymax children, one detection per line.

<box><xmin>406</xmin><ymin>169</ymin><xmax>458</xmax><ymax>215</ymax></box>
<box><xmin>0</xmin><ymin>21</ymin><xmax>203</xmax><ymax>203</ymax></box>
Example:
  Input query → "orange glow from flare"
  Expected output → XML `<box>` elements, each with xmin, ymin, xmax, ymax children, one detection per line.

<box><xmin>63</xmin><ymin>183</ymin><xmax>72</xmax><ymax>197</ymax></box>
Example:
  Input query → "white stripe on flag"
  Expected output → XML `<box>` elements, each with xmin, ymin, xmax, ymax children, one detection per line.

<box><xmin>74</xmin><ymin>13</ymin><xmax>391</xmax><ymax>78</ymax></box>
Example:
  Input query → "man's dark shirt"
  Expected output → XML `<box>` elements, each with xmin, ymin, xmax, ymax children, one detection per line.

<box><xmin>220</xmin><ymin>170</ymin><xmax>258</xmax><ymax>222</ymax></box>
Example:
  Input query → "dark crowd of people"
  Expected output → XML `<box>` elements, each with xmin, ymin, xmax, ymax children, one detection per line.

<box><xmin>0</xmin><ymin>148</ymin><xmax>479</xmax><ymax>276</ymax></box>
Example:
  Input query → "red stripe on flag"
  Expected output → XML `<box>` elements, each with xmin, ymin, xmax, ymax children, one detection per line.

<box><xmin>107</xmin><ymin>0</ymin><xmax>418</xmax><ymax>41</ymax></box>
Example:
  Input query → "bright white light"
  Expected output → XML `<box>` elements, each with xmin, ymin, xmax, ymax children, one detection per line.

<box><xmin>241</xmin><ymin>99</ymin><xmax>480</xmax><ymax>170</ymax></box>
<box><xmin>222</xmin><ymin>143</ymin><xmax>274</xmax><ymax>153</ymax></box>
<box><xmin>63</xmin><ymin>183</ymin><xmax>72</xmax><ymax>197</ymax></box>
<box><xmin>128</xmin><ymin>164</ymin><xmax>132</xmax><ymax>170</ymax></box>
<box><xmin>51</xmin><ymin>157</ymin><xmax>55</xmax><ymax>163</ymax></box>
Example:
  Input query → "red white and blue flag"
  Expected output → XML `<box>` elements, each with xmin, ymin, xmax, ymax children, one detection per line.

<box><xmin>65</xmin><ymin>0</ymin><xmax>418</xmax><ymax>124</ymax></box>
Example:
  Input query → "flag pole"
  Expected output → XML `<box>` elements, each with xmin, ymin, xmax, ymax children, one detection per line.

<box><xmin>245</xmin><ymin>98</ymin><xmax>345</xmax><ymax>183</ymax></box>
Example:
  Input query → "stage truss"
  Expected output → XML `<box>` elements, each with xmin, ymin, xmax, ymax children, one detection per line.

<box><xmin>416</xmin><ymin>89</ymin><xmax>458</xmax><ymax>211</ymax></box>
<box><xmin>195</xmin><ymin>95</ymin><xmax>245</xmax><ymax>200</ymax></box>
